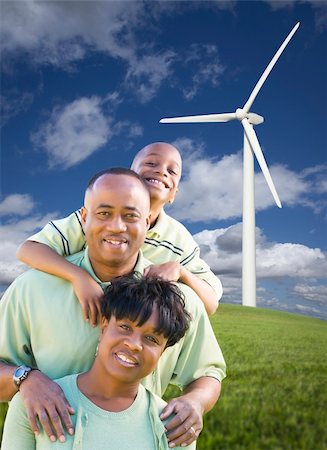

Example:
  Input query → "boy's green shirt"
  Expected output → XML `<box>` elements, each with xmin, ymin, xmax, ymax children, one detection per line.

<box><xmin>27</xmin><ymin>208</ymin><xmax>223</xmax><ymax>299</ymax></box>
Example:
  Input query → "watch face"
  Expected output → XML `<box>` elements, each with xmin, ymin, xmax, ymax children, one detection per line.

<box><xmin>15</xmin><ymin>367</ymin><xmax>25</xmax><ymax>377</ymax></box>
<box><xmin>14</xmin><ymin>366</ymin><xmax>31</xmax><ymax>386</ymax></box>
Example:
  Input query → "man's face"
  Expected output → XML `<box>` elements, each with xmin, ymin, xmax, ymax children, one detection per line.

<box><xmin>98</xmin><ymin>309</ymin><xmax>167</xmax><ymax>384</ymax></box>
<box><xmin>131</xmin><ymin>143</ymin><xmax>182</xmax><ymax>206</ymax></box>
<box><xmin>81</xmin><ymin>174</ymin><xmax>150</xmax><ymax>278</ymax></box>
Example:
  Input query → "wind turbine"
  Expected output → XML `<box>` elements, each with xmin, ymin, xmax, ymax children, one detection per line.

<box><xmin>160</xmin><ymin>22</ymin><xmax>300</xmax><ymax>307</ymax></box>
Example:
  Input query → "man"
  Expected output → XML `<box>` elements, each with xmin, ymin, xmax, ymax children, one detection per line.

<box><xmin>17</xmin><ymin>143</ymin><xmax>222</xmax><ymax>323</ymax></box>
<box><xmin>0</xmin><ymin>168</ymin><xmax>226</xmax><ymax>448</ymax></box>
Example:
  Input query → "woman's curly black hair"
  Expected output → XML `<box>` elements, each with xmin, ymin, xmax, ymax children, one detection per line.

<box><xmin>102</xmin><ymin>273</ymin><xmax>191</xmax><ymax>348</ymax></box>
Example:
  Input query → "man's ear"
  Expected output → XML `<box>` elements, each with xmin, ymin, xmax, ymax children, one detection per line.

<box><xmin>146</xmin><ymin>212</ymin><xmax>151</xmax><ymax>230</ymax></box>
<box><xmin>80</xmin><ymin>206</ymin><xmax>87</xmax><ymax>227</ymax></box>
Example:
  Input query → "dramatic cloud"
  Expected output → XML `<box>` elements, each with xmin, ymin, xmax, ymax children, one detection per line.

<box><xmin>0</xmin><ymin>1</ymin><xmax>177</xmax><ymax>102</ymax></box>
<box><xmin>194</xmin><ymin>223</ymin><xmax>327</xmax><ymax>279</ymax></box>
<box><xmin>192</xmin><ymin>222</ymin><xmax>327</xmax><ymax>313</ymax></box>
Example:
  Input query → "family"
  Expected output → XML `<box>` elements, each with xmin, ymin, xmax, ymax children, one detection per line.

<box><xmin>0</xmin><ymin>142</ymin><xmax>226</xmax><ymax>449</ymax></box>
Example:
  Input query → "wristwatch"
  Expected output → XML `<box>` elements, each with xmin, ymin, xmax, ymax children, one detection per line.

<box><xmin>13</xmin><ymin>365</ymin><xmax>33</xmax><ymax>388</ymax></box>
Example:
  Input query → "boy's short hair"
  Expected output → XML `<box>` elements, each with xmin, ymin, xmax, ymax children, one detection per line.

<box><xmin>102</xmin><ymin>273</ymin><xmax>191</xmax><ymax>348</ymax></box>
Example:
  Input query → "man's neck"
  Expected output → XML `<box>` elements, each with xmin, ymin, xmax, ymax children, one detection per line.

<box><xmin>88</xmin><ymin>255</ymin><xmax>139</xmax><ymax>283</ymax></box>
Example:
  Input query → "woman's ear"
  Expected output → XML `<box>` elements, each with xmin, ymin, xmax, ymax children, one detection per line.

<box><xmin>100</xmin><ymin>317</ymin><xmax>109</xmax><ymax>336</ymax></box>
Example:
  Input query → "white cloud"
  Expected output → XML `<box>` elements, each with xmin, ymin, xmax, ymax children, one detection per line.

<box><xmin>125</xmin><ymin>51</ymin><xmax>176</xmax><ymax>103</ymax></box>
<box><xmin>0</xmin><ymin>90</ymin><xmax>35</xmax><ymax>126</ymax></box>
<box><xmin>182</xmin><ymin>44</ymin><xmax>225</xmax><ymax>100</ymax></box>
<box><xmin>0</xmin><ymin>194</ymin><xmax>58</xmax><ymax>284</ymax></box>
<box><xmin>0</xmin><ymin>194</ymin><xmax>36</xmax><ymax>217</ymax></box>
<box><xmin>169</xmin><ymin>138</ymin><xmax>326</xmax><ymax>222</ymax></box>
<box><xmin>31</xmin><ymin>97</ymin><xmax>111</xmax><ymax>169</ymax></box>
<box><xmin>293</xmin><ymin>283</ymin><xmax>327</xmax><ymax>304</ymax></box>
<box><xmin>192</xmin><ymin>223</ymin><xmax>327</xmax><ymax>312</ymax></box>
<box><xmin>1</xmin><ymin>1</ymin><xmax>177</xmax><ymax>102</ymax></box>
<box><xmin>194</xmin><ymin>223</ymin><xmax>327</xmax><ymax>279</ymax></box>
<box><xmin>264</xmin><ymin>0</ymin><xmax>327</xmax><ymax>31</ymax></box>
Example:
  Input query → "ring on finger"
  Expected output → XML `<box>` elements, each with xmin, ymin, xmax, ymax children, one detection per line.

<box><xmin>190</xmin><ymin>426</ymin><xmax>196</xmax><ymax>435</ymax></box>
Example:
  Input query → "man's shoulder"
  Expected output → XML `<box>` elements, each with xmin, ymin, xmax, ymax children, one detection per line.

<box><xmin>175</xmin><ymin>282</ymin><xmax>205</xmax><ymax>317</ymax></box>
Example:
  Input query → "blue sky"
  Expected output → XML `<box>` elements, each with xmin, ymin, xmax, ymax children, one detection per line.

<box><xmin>1</xmin><ymin>0</ymin><xmax>326</xmax><ymax>319</ymax></box>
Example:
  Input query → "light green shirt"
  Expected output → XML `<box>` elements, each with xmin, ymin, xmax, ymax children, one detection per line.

<box><xmin>27</xmin><ymin>208</ymin><xmax>223</xmax><ymax>299</ymax></box>
<box><xmin>0</xmin><ymin>249</ymin><xmax>226</xmax><ymax>394</ymax></box>
<box><xmin>2</xmin><ymin>374</ymin><xmax>196</xmax><ymax>450</ymax></box>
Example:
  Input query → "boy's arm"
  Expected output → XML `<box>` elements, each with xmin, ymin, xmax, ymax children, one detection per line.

<box><xmin>17</xmin><ymin>241</ymin><xmax>103</xmax><ymax>326</ymax></box>
<box><xmin>144</xmin><ymin>262</ymin><xmax>219</xmax><ymax>315</ymax></box>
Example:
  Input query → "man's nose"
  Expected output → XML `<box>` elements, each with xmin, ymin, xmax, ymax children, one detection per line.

<box><xmin>106</xmin><ymin>215</ymin><xmax>127</xmax><ymax>232</ymax></box>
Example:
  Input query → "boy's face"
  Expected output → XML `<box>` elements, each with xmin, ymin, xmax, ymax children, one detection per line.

<box><xmin>131</xmin><ymin>143</ymin><xmax>182</xmax><ymax>206</ymax></box>
<box><xmin>98</xmin><ymin>309</ymin><xmax>167</xmax><ymax>384</ymax></box>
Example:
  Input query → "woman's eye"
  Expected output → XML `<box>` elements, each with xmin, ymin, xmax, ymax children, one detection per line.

<box><xmin>145</xmin><ymin>335</ymin><xmax>158</xmax><ymax>344</ymax></box>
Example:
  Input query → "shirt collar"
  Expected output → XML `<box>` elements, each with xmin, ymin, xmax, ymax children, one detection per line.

<box><xmin>80</xmin><ymin>248</ymin><xmax>148</xmax><ymax>289</ymax></box>
<box><xmin>146</xmin><ymin>209</ymin><xmax>167</xmax><ymax>240</ymax></box>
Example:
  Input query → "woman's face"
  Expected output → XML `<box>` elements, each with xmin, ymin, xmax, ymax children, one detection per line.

<box><xmin>97</xmin><ymin>309</ymin><xmax>167</xmax><ymax>384</ymax></box>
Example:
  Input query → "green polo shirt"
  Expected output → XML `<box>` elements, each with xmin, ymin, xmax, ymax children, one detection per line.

<box><xmin>27</xmin><ymin>208</ymin><xmax>223</xmax><ymax>299</ymax></box>
<box><xmin>0</xmin><ymin>249</ymin><xmax>226</xmax><ymax>395</ymax></box>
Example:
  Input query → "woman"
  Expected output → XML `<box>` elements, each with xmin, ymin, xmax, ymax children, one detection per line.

<box><xmin>2</xmin><ymin>274</ymin><xmax>194</xmax><ymax>450</ymax></box>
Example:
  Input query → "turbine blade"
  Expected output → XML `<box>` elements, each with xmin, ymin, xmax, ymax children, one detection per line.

<box><xmin>242</xmin><ymin>118</ymin><xmax>282</xmax><ymax>208</ymax></box>
<box><xmin>160</xmin><ymin>113</ymin><xmax>236</xmax><ymax>123</ymax></box>
<box><xmin>243</xmin><ymin>22</ymin><xmax>300</xmax><ymax>113</ymax></box>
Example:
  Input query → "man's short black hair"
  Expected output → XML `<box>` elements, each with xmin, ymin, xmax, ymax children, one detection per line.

<box><xmin>102</xmin><ymin>273</ymin><xmax>191</xmax><ymax>348</ymax></box>
<box><xmin>86</xmin><ymin>167</ymin><xmax>149</xmax><ymax>194</ymax></box>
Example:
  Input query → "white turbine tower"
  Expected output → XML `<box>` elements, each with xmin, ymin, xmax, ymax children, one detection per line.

<box><xmin>160</xmin><ymin>22</ymin><xmax>300</xmax><ymax>307</ymax></box>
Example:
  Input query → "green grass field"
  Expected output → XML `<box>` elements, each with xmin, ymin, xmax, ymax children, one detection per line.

<box><xmin>1</xmin><ymin>304</ymin><xmax>326</xmax><ymax>449</ymax></box>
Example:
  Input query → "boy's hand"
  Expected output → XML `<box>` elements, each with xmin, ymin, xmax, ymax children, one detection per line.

<box><xmin>20</xmin><ymin>370</ymin><xmax>75</xmax><ymax>443</ymax></box>
<box><xmin>71</xmin><ymin>272</ymin><xmax>103</xmax><ymax>327</ymax></box>
<box><xmin>160</xmin><ymin>395</ymin><xmax>202</xmax><ymax>447</ymax></box>
<box><xmin>144</xmin><ymin>262</ymin><xmax>182</xmax><ymax>282</ymax></box>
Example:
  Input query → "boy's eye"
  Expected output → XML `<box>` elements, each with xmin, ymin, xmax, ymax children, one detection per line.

<box><xmin>119</xmin><ymin>324</ymin><xmax>131</xmax><ymax>331</ymax></box>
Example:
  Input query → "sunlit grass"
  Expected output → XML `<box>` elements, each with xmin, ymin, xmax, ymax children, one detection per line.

<box><xmin>1</xmin><ymin>304</ymin><xmax>326</xmax><ymax>449</ymax></box>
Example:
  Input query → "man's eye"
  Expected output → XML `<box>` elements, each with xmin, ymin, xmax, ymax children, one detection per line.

<box><xmin>98</xmin><ymin>211</ymin><xmax>110</xmax><ymax>216</ymax></box>
<box><xmin>125</xmin><ymin>213</ymin><xmax>138</xmax><ymax>219</ymax></box>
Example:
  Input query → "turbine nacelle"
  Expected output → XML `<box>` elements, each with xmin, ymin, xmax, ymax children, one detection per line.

<box><xmin>235</xmin><ymin>109</ymin><xmax>264</xmax><ymax>125</ymax></box>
